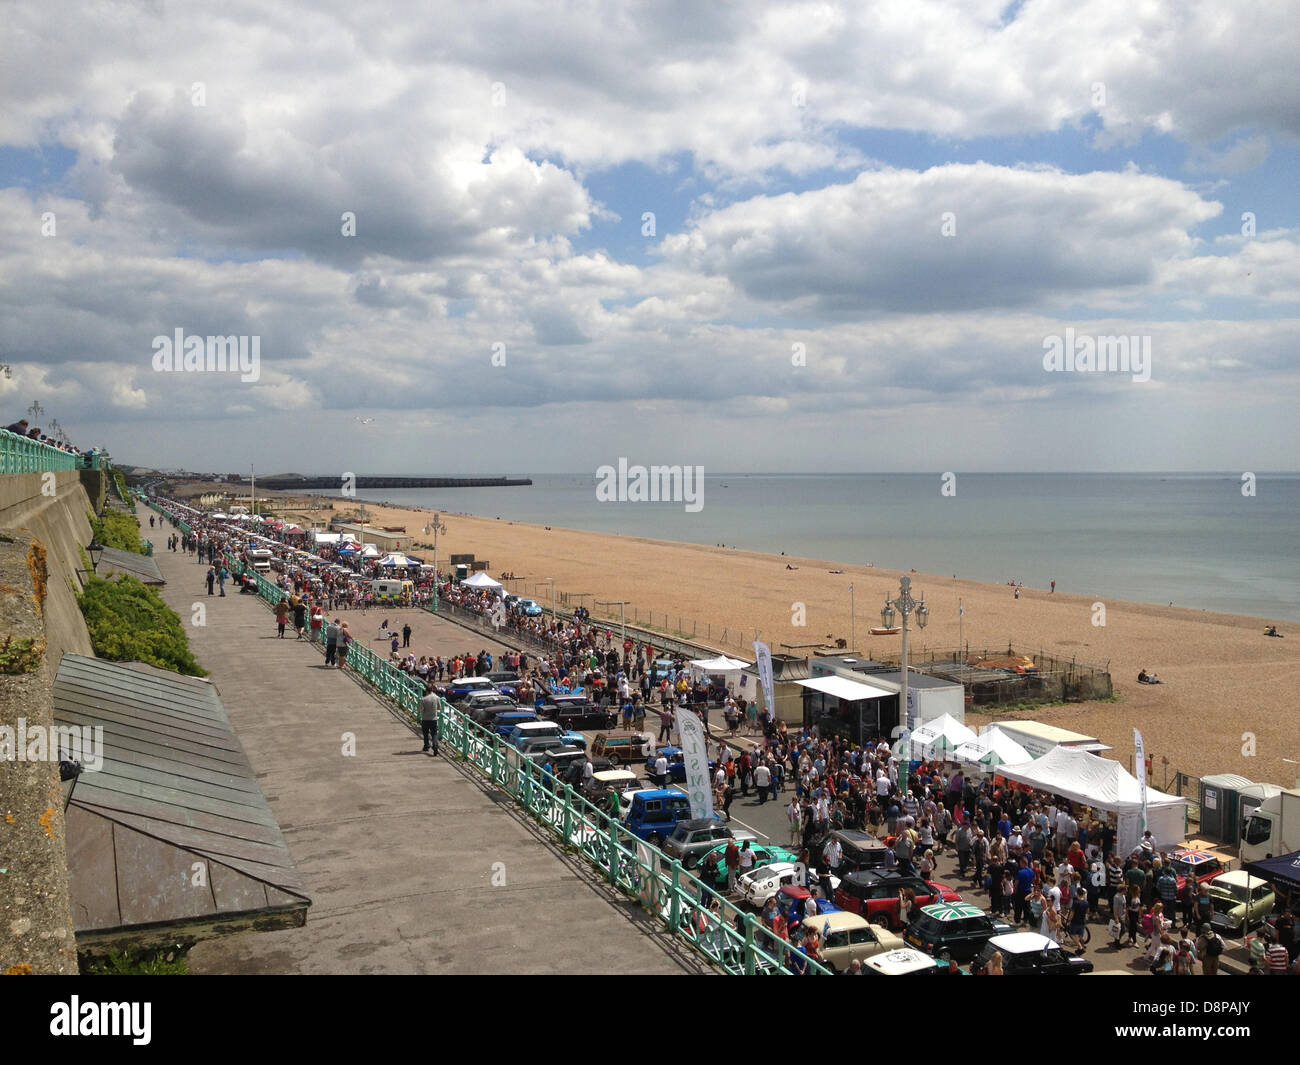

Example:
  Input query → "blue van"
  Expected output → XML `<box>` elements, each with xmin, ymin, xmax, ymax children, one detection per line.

<box><xmin>624</xmin><ymin>789</ymin><xmax>695</xmax><ymax>847</ymax></box>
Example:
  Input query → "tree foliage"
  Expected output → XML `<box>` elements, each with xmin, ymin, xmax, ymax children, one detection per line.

<box><xmin>91</xmin><ymin>509</ymin><xmax>144</xmax><ymax>554</ymax></box>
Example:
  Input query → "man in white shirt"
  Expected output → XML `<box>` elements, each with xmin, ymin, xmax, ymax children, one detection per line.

<box><xmin>753</xmin><ymin>762</ymin><xmax>772</xmax><ymax>804</ymax></box>
<box><xmin>876</xmin><ymin>771</ymin><xmax>891</xmax><ymax>798</ymax></box>
<box><xmin>823</xmin><ymin>837</ymin><xmax>843</xmax><ymax>875</ymax></box>
<box><xmin>653</xmin><ymin>753</ymin><xmax>669</xmax><ymax>788</ymax></box>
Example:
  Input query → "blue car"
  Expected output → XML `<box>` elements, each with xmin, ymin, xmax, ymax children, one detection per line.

<box><xmin>517</xmin><ymin>598</ymin><xmax>544</xmax><ymax>616</ymax></box>
<box><xmin>493</xmin><ymin>711</ymin><xmax>538</xmax><ymax>737</ymax></box>
<box><xmin>644</xmin><ymin>746</ymin><xmax>715</xmax><ymax>784</ymax></box>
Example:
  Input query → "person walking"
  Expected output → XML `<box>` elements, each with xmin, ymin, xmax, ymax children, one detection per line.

<box><xmin>292</xmin><ymin>598</ymin><xmax>307</xmax><ymax>639</ymax></box>
<box><xmin>402</xmin><ymin>622</ymin><xmax>412</xmax><ymax>648</ymax></box>
<box><xmin>419</xmin><ymin>684</ymin><xmax>440</xmax><ymax>755</ymax></box>
<box><xmin>324</xmin><ymin>618</ymin><xmax>340</xmax><ymax>666</ymax></box>
<box><xmin>274</xmin><ymin>598</ymin><xmax>290</xmax><ymax>638</ymax></box>
<box><xmin>205</xmin><ymin>567</ymin><xmax>216</xmax><ymax>596</ymax></box>
<box><xmin>753</xmin><ymin>761</ymin><xmax>771</xmax><ymax>805</ymax></box>
<box><xmin>310</xmin><ymin>603</ymin><xmax>324</xmax><ymax>643</ymax></box>
<box><xmin>216</xmin><ymin>565</ymin><xmax>228</xmax><ymax>597</ymax></box>
<box><xmin>337</xmin><ymin>622</ymin><xmax>352</xmax><ymax>668</ymax></box>
<box><xmin>1196</xmin><ymin>924</ymin><xmax>1224</xmax><ymax>975</ymax></box>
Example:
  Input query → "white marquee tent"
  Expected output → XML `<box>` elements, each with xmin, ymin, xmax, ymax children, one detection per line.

<box><xmin>995</xmin><ymin>745</ymin><xmax>1187</xmax><ymax>853</ymax></box>
<box><xmin>908</xmin><ymin>713</ymin><xmax>976</xmax><ymax>759</ymax></box>
<box><xmin>689</xmin><ymin>655</ymin><xmax>752</xmax><ymax>691</ymax></box>
<box><xmin>953</xmin><ymin>726</ymin><xmax>1031</xmax><ymax>769</ymax></box>
<box><xmin>461</xmin><ymin>571</ymin><xmax>504</xmax><ymax>591</ymax></box>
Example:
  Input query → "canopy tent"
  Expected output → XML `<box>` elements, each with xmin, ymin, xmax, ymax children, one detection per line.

<box><xmin>311</xmin><ymin>532</ymin><xmax>341</xmax><ymax>545</ymax></box>
<box><xmin>995</xmin><ymin>746</ymin><xmax>1187</xmax><ymax>854</ymax></box>
<box><xmin>378</xmin><ymin>553</ymin><xmax>419</xmax><ymax>567</ymax></box>
<box><xmin>461</xmin><ymin>571</ymin><xmax>504</xmax><ymax>591</ymax></box>
<box><xmin>689</xmin><ymin>655</ymin><xmax>752</xmax><ymax>692</ymax></box>
<box><xmin>953</xmin><ymin>726</ymin><xmax>1031</xmax><ymax>769</ymax></box>
<box><xmin>358</xmin><ymin>545</ymin><xmax>381</xmax><ymax>558</ymax></box>
<box><xmin>908</xmin><ymin>713</ymin><xmax>977</xmax><ymax>760</ymax></box>
<box><xmin>1243</xmin><ymin>851</ymin><xmax>1300</xmax><ymax>893</ymax></box>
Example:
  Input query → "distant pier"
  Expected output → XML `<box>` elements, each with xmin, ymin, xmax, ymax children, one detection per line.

<box><xmin>251</xmin><ymin>475</ymin><xmax>532</xmax><ymax>489</ymax></box>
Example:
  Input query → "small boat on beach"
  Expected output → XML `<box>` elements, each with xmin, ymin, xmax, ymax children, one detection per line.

<box><xmin>869</xmin><ymin>626</ymin><xmax>901</xmax><ymax>636</ymax></box>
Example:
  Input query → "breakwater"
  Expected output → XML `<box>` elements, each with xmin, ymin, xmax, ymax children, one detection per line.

<box><xmin>252</xmin><ymin>475</ymin><xmax>531</xmax><ymax>490</ymax></box>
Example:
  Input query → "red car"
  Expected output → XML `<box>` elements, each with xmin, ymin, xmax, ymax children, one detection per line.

<box><xmin>834</xmin><ymin>870</ymin><xmax>962</xmax><ymax>929</ymax></box>
<box><xmin>1167</xmin><ymin>849</ymin><xmax>1226</xmax><ymax>893</ymax></box>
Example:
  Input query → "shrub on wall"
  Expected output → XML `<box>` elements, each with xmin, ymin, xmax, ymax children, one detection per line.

<box><xmin>77</xmin><ymin>575</ymin><xmax>207</xmax><ymax>677</ymax></box>
<box><xmin>90</xmin><ymin>510</ymin><xmax>144</xmax><ymax>554</ymax></box>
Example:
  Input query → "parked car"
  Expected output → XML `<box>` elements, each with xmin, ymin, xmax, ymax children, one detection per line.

<box><xmin>585</xmin><ymin>769</ymin><xmax>644</xmax><ymax>804</ymax></box>
<box><xmin>808</xmin><ymin>829</ymin><xmax>888</xmax><ymax>874</ymax></box>
<box><xmin>517</xmin><ymin>598</ymin><xmax>544</xmax><ymax>616</ymax></box>
<box><xmin>692</xmin><ymin>842</ymin><xmax>799</xmax><ymax>877</ymax></box>
<box><xmin>739</xmin><ymin>862</ymin><xmax>805</xmax><ymax>908</ymax></box>
<box><xmin>814</xmin><ymin>912</ymin><xmax>907</xmax><ymax>973</ymax></box>
<box><xmin>1207</xmin><ymin>870</ymin><xmax>1276</xmax><ymax>935</ymax></box>
<box><xmin>644</xmin><ymin>745</ymin><xmax>716</xmax><ymax>784</ymax></box>
<box><xmin>862</xmin><ymin>948</ymin><xmax>949</xmax><ymax>976</ymax></box>
<box><xmin>506</xmin><ymin>720</ymin><xmax>585</xmax><ymax>750</ymax></box>
<box><xmin>1167</xmin><ymin>849</ymin><xmax>1227</xmax><ymax>893</ymax></box>
<box><xmin>492</xmin><ymin>710</ymin><xmax>538</xmax><ymax>737</ymax></box>
<box><xmin>483</xmin><ymin>670</ymin><xmax>520</xmax><ymax>697</ymax></box>
<box><xmin>904</xmin><ymin>902</ymin><xmax>1016</xmax><ymax>962</ymax></box>
<box><xmin>834</xmin><ymin>870</ymin><xmax>962</xmax><ymax>929</ymax></box>
<box><xmin>450</xmin><ymin>677</ymin><xmax>501</xmax><ymax>702</ymax></box>
<box><xmin>472</xmin><ymin>705</ymin><xmax>533</xmax><ymax>730</ymax></box>
<box><xmin>592</xmin><ymin>731</ymin><xmax>651</xmax><ymax>765</ymax></box>
<box><xmin>662</xmin><ymin>819</ymin><xmax>742</xmax><ymax>867</ymax></box>
<box><xmin>508</xmin><ymin>738</ymin><xmax>585</xmax><ymax>772</ymax></box>
<box><xmin>972</xmin><ymin>932</ymin><xmax>1093</xmax><ymax>975</ymax></box>
<box><xmin>463</xmin><ymin>693</ymin><xmax>519</xmax><ymax>719</ymax></box>
<box><xmin>624</xmin><ymin>789</ymin><xmax>695</xmax><ymax>846</ymax></box>
<box><xmin>775</xmin><ymin>884</ymin><xmax>841</xmax><ymax>927</ymax></box>
<box><xmin>538</xmin><ymin>694</ymin><xmax>617</xmax><ymax>731</ymax></box>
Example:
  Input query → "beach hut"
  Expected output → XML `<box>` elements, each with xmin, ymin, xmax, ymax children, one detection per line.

<box><xmin>907</xmin><ymin>713</ymin><xmax>976</xmax><ymax>760</ymax></box>
<box><xmin>952</xmin><ymin>727</ymin><xmax>1030</xmax><ymax>769</ymax></box>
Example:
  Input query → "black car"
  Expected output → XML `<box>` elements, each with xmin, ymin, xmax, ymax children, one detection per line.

<box><xmin>972</xmin><ymin>933</ymin><xmax>1094</xmax><ymax>975</ymax></box>
<box><xmin>904</xmin><ymin>903</ymin><xmax>1016</xmax><ymax>962</ymax></box>
<box><xmin>538</xmin><ymin>694</ymin><xmax>616</xmax><ymax>731</ymax></box>
<box><xmin>809</xmin><ymin>829</ymin><xmax>888</xmax><ymax>874</ymax></box>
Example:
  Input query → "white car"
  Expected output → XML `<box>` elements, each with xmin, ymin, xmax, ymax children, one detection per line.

<box><xmin>738</xmin><ymin>862</ymin><xmax>839</xmax><ymax>908</ymax></box>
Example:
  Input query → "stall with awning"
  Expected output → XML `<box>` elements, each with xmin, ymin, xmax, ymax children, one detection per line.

<box><xmin>952</xmin><ymin>726</ymin><xmax>1031</xmax><ymax>769</ymax></box>
<box><xmin>908</xmin><ymin>713</ymin><xmax>977</xmax><ymax>759</ymax></box>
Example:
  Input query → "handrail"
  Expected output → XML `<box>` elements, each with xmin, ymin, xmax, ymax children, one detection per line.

<box><xmin>141</xmin><ymin>497</ymin><xmax>829</xmax><ymax>974</ymax></box>
<box><xmin>0</xmin><ymin>428</ymin><xmax>82</xmax><ymax>473</ymax></box>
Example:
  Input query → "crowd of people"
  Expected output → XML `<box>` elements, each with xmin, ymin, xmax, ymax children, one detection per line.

<box><xmin>4</xmin><ymin>416</ymin><xmax>104</xmax><ymax>464</ymax></box>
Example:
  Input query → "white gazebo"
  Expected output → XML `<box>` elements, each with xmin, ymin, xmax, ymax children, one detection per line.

<box><xmin>953</xmin><ymin>726</ymin><xmax>1031</xmax><ymax>769</ymax></box>
<box><xmin>908</xmin><ymin>713</ymin><xmax>977</xmax><ymax>760</ymax></box>
<box><xmin>689</xmin><ymin>655</ymin><xmax>751</xmax><ymax>691</ymax></box>
<box><xmin>461</xmin><ymin>571</ymin><xmax>504</xmax><ymax>592</ymax></box>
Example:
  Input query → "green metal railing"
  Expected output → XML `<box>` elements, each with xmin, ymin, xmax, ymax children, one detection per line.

<box><xmin>140</xmin><ymin>497</ymin><xmax>829</xmax><ymax>974</ymax></box>
<box><xmin>0</xmin><ymin>428</ymin><xmax>80</xmax><ymax>473</ymax></box>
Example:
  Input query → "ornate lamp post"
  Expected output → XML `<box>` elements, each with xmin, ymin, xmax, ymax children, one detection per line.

<box><xmin>422</xmin><ymin>513</ymin><xmax>446</xmax><ymax>611</ymax></box>
<box><xmin>882</xmin><ymin>576</ymin><xmax>928</xmax><ymax>797</ymax></box>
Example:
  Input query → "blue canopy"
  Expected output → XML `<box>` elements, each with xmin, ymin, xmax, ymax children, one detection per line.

<box><xmin>1243</xmin><ymin>850</ymin><xmax>1300</xmax><ymax>891</ymax></box>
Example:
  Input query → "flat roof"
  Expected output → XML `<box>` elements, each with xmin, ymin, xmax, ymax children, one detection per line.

<box><xmin>96</xmin><ymin>547</ymin><xmax>165</xmax><ymax>585</ymax></box>
<box><xmin>796</xmin><ymin>675</ymin><xmax>894</xmax><ymax>702</ymax></box>
<box><xmin>867</xmin><ymin>670</ymin><xmax>961</xmax><ymax>691</ymax></box>
<box><xmin>53</xmin><ymin>654</ymin><xmax>309</xmax><ymax>944</ymax></box>
<box><xmin>991</xmin><ymin>720</ymin><xmax>1101</xmax><ymax>743</ymax></box>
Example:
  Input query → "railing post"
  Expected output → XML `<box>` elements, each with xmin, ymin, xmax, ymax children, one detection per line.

<box><xmin>668</xmin><ymin>860</ymin><xmax>683</xmax><ymax>933</ymax></box>
<box><xmin>743</xmin><ymin>912</ymin><xmax>758</xmax><ymax>975</ymax></box>
<box><xmin>561</xmin><ymin>784</ymin><xmax>573</xmax><ymax>842</ymax></box>
<box><xmin>607</xmin><ymin>818</ymin><xmax>619</xmax><ymax>886</ymax></box>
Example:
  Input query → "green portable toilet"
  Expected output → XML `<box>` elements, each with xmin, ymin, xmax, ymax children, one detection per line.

<box><xmin>1199</xmin><ymin>774</ymin><xmax>1253</xmax><ymax>844</ymax></box>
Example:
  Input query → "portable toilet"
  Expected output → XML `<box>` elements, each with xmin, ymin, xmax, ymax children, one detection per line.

<box><xmin>1198</xmin><ymin>774</ymin><xmax>1253</xmax><ymax>844</ymax></box>
<box><xmin>454</xmin><ymin>564</ymin><xmax>468</xmax><ymax>582</ymax></box>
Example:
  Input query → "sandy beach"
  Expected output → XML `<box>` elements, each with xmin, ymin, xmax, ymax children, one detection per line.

<box><xmin>263</xmin><ymin>493</ymin><xmax>1300</xmax><ymax>788</ymax></box>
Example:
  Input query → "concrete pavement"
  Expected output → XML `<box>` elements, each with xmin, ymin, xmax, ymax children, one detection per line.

<box><xmin>142</xmin><ymin>511</ymin><xmax>707</xmax><ymax>974</ymax></box>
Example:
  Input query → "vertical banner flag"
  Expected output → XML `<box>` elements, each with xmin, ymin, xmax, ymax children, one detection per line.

<box><xmin>754</xmin><ymin>640</ymin><xmax>775</xmax><ymax>722</ymax></box>
<box><xmin>675</xmin><ymin>708</ymin><xmax>713</xmax><ymax>821</ymax></box>
<box><xmin>1133</xmin><ymin>728</ymin><xmax>1148</xmax><ymax>837</ymax></box>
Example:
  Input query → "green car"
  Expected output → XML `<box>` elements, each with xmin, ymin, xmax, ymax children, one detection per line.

<box><xmin>1207</xmin><ymin>871</ymin><xmax>1275</xmax><ymax>936</ymax></box>
<box><xmin>694</xmin><ymin>843</ymin><xmax>799</xmax><ymax>887</ymax></box>
<box><xmin>904</xmin><ymin>902</ymin><xmax>1016</xmax><ymax>963</ymax></box>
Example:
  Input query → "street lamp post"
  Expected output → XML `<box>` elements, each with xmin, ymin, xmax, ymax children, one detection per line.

<box><xmin>849</xmin><ymin>583</ymin><xmax>855</xmax><ymax>652</ymax></box>
<box><xmin>544</xmin><ymin>577</ymin><xmax>555</xmax><ymax>617</ymax></box>
<box><xmin>597</xmin><ymin>599</ymin><xmax>629</xmax><ymax>644</ymax></box>
<box><xmin>881</xmin><ymin>575</ymin><xmax>928</xmax><ymax>797</ymax></box>
<box><xmin>423</xmin><ymin>513</ymin><xmax>446</xmax><ymax>612</ymax></box>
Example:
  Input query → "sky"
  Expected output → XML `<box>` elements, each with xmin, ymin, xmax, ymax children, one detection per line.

<box><xmin>1</xmin><ymin>0</ymin><xmax>1298</xmax><ymax>475</ymax></box>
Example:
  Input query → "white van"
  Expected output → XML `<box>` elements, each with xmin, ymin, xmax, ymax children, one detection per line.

<box><xmin>246</xmin><ymin>548</ymin><xmax>272</xmax><ymax>572</ymax></box>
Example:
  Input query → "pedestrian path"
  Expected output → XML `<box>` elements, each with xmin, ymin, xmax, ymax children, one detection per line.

<box><xmin>141</xmin><ymin>509</ymin><xmax>704</xmax><ymax>974</ymax></box>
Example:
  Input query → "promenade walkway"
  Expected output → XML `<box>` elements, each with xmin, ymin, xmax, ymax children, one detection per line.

<box><xmin>139</xmin><ymin>508</ymin><xmax>705</xmax><ymax>974</ymax></box>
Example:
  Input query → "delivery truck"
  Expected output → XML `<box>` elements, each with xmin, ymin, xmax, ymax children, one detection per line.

<box><xmin>1240</xmin><ymin>787</ymin><xmax>1300</xmax><ymax>863</ymax></box>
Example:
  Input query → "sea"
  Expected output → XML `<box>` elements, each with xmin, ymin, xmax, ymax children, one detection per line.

<box><xmin>314</xmin><ymin>473</ymin><xmax>1300</xmax><ymax>622</ymax></box>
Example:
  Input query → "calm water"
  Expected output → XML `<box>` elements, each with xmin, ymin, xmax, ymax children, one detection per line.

<box><xmin>315</xmin><ymin>473</ymin><xmax>1300</xmax><ymax>621</ymax></box>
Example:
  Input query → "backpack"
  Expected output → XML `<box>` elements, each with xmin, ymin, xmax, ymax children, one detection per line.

<box><xmin>1205</xmin><ymin>934</ymin><xmax>1223</xmax><ymax>958</ymax></box>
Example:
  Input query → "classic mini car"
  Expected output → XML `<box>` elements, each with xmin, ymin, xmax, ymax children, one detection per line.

<box><xmin>1207</xmin><ymin>870</ymin><xmax>1275</xmax><ymax>935</ymax></box>
<box><xmin>623</xmin><ymin>789</ymin><xmax>696</xmax><ymax>845</ymax></box>
<box><xmin>862</xmin><ymin>948</ymin><xmax>949</xmax><ymax>975</ymax></box>
<box><xmin>662</xmin><ymin>819</ymin><xmax>746</xmax><ymax>867</ymax></box>
<box><xmin>808</xmin><ymin>829</ymin><xmax>889</xmax><ymax>874</ymax></box>
<box><xmin>812</xmin><ymin>912</ymin><xmax>907</xmax><ymax>973</ymax></box>
<box><xmin>538</xmin><ymin>694</ymin><xmax>617</xmax><ymax>731</ymax></box>
<box><xmin>834</xmin><ymin>870</ymin><xmax>962</xmax><ymax>929</ymax></box>
<box><xmin>692</xmin><ymin>842</ymin><xmax>799</xmax><ymax>880</ymax></box>
<box><xmin>775</xmin><ymin>884</ymin><xmax>842</xmax><ymax>927</ymax></box>
<box><xmin>904</xmin><ymin>902</ymin><xmax>1016</xmax><ymax>962</ymax></box>
<box><xmin>972</xmin><ymin>932</ymin><xmax>1094</xmax><ymax>975</ymax></box>
<box><xmin>591</xmin><ymin>731</ymin><xmax>651</xmax><ymax>765</ymax></box>
<box><xmin>739</xmin><ymin>862</ymin><xmax>805</xmax><ymax>908</ymax></box>
<box><xmin>1167</xmin><ymin>849</ymin><xmax>1227</xmax><ymax>893</ymax></box>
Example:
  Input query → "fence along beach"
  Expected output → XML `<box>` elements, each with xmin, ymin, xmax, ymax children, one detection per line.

<box><xmin>266</xmin><ymin>495</ymin><xmax>1300</xmax><ymax>789</ymax></box>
